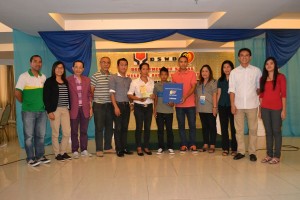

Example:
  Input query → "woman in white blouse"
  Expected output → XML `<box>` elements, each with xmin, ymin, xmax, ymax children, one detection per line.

<box><xmin>128</xmin><ymin>63</ymin><xmax>155</xmax><ymax>156</ymax></box>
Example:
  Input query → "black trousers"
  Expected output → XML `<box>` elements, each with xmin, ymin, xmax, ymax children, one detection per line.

<box><xmin>218</xmin><ymin>106</ymin><xmax>237</xmax><ymax>151</ymax></box>
<box><xmin>134</xmin><ymin>104</ymin><xmax>153</xmax><ymax>149</ymax></box>
<box><xmin>113</xmin><ymin>102</ymin><xmax>130</xmax><ymax>152</ymax></box>
<box><xmin>156</xmin><ymin>113</ymin><xmax>174</xmax><ymax>149</ymax></box>
<box><xmin>93</xmin><ymin>102</ymin><xmax>114</xmax><ymax>151</ymax></box>
<box><xmin>199</xmin><ymin>112</ymin><xmax>217</xmax><ymax>146</ymax></box>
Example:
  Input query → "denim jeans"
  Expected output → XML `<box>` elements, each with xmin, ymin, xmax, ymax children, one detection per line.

<box><xmin>156</xmin><ymin>113</ymin><xmax>174</xmax><ymax>149</ymax></box>
<box><xmin>218</xmin><ymin>106</ymin><xmax>237</xmax><ymax>151</ymax></box>
<box><xmin>134</xmin><ymin>103</ymin><xmax>153</xmax><ymax>149</ymax></box>
<box><xmin>199</xmin><ymin>113</ymin><xmax>217</xmax><ymax>146</ymax></box>
<box><xmin>22</xmin><ymin>111</ymin><xmax>47</xmax><ymax>161</ymax></box>
<box><xmin>261</xmin><ymin>108</ymin><xmax>282</xmax><ymax>158</ymax></box>
<box><xmin>175</xmin><ymin>107</ymin><xmax>196</xmax><ymax>147</ymax></box>
<box><xmin>114</xmin><ymin>102</ymin><xmax>130</xmax><ymax>152</ymax></box>
<box><xmin>93</xmin><ymin>102</ymin><xmax>114</xmax><ymax>151</ymax></box>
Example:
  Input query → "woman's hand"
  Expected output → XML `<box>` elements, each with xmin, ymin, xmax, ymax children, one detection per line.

<box><xmin>48</xmin><ymin>113</ymin><xmax>55</xmax><ymax>120</ymax></box>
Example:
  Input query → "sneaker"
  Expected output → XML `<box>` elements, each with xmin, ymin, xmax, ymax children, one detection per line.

<box><xmin>96</xmin><ymin>151</ymin><xmax>104</xmax><ymax>157</ymax></box>
<box><xmin>38</xmin><ymin>156</ymin><xmax>51</xmax><ymax>164</ymax></box>
<box><xmin>62</xmin><ymin>153</ymin><xmax>72</xmax><ymax>160</ymax></box>
<box><xmin>180</xmin><ymin>146</ymin><xmax>188</xmax><ymax>154</ymax></box>
<box><xmin>190</xmin><ymin>145</ymin><xmax>198</xmax><ymax>154</ymax></box>
<box><xmin>55</xmin><ymin>154</ymin><xmax>65</xmax><ymax>162</ymax></box>
<box><xmin>81</xmin><ymin>150</ymin><xmax>92</xmax><ymax>157</ymax></box>
<box><xmin>157</xmin><ymin>148</ymin><xmax>163</xmax><ymax>155</ymax></box>
<box><xmin>168</xmin><ymin>149</ymin><xmax>175</xmax><ymax>155</ymax></box>
<box><xmin>73</xmin><ymin>151</ymin><xmax>79</xmax><ymax>159</ymax></box>
<box><xmin>27</xmin><ymin>160</ymin><xmax>41</xmax><ymax>167</ymax></box>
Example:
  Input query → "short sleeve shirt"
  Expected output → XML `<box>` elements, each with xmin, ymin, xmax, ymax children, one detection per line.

<box><xmin>196</xmin><ymin>80</ymin><xmax>217</xmax><ymax>113</ymax></box>
<box><xmin>91</xmin><ymin>70</ymin><xmax>111</xmax><ymax>103</ymax></box>
<box><xmin>153</xmin><ymin>82</ymin><xmax>174</xmax><ymax>114</ymax></box>
<box><xmin>172</xmin><ymin>70</ymin><xmax>197</xmax><ymax>107</ymax></box>
<box><xmin>217</xmin><ymin>79</ymin><xmax>230</xmax><ymax>107</ymax></box>
<box><xmin>15</xmin><ymin>69</ymin><xmax>46</xmax><ymax>112</ymax></box>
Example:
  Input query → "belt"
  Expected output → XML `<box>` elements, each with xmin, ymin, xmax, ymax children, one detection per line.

<box><xmin>134</xmin><ymin>103</ymin><xmax>153</xmax><ymax>108</ymax></box>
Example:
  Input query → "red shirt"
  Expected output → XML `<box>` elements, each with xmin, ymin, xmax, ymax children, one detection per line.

<box><xmin>260</xmin><ymin>74</ymin><xmax>286</xmax><ymax>110</ymax></box>
<box><xmin>172</xmin><ymin>70</ymin><xmax>197</xmax><ymax>107</ymax></box>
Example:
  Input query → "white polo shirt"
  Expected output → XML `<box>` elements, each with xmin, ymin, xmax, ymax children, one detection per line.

<box><xmin>228</xmin><ymin>65</ymin><xmax>262</xmax><ymax>109</ymax></box>
<box><xmin>127</xmin><ymin>77</ymin><xmax>154</xmax><ymax>105</ymax></box>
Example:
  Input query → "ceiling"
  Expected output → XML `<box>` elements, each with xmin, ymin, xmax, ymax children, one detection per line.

<box><xmin>1</xmin><ymin>0</ymin><xmax>300</xmax><ymax>62</ymax></box>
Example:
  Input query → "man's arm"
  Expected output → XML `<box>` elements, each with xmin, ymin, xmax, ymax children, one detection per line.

<box><xmin>230</xmin><ymin>92</ymin><xmax>236</xmax><ymax>115</ymax></box>
<box><xmin>15</xmin><ymin>89</ymin><xmax>23</xmax><ymax>103</ymax></box>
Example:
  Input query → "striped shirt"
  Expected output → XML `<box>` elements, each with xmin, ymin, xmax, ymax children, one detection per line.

<box><xmin>74</xmin><ymin>75</ymin><xmax>83</xmax><ymax>106</ymax></box>
<box><xmin>91</xmin><ymin>70</ymin><xmax>111</xmax><ymax>104</ymax></box>
<box><xmin>57</xmin><ymin>83</ymin><xmax>69</xmax><ymax>107</ymax></box>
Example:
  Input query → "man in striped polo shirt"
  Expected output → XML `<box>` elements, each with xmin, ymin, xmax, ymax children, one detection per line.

<box><xmin>91</xmin><ymin>57</ymin><xmax>114</xmax><ymax>157</ymax></box>
<box><xmin>15</xmin><ymin>55</ymin><xmax>51</xmax><ymax>167</ymax></box>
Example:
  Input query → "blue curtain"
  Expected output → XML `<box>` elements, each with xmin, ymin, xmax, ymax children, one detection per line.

<box><xmin>279</xmin><ymin>48</ymin><xmax>300</xmax><ymax>136</ymax></box>
<box><xmin>266</xmin><ymin>30</ymin><xmax>300</xmax><ymax>67</ymax></box>
<box><xmin>178</xmin><ymin>29</ymin><xmax>265</xmax><ymax>42</ymax></box>
<box><xmin>13</xmin><ymin>29</ymin><xmax>57</xmax><ymax>148</ymax></box>
<box><xmin>39</xmin><ymin>29</ymin><xmax>300</xmax><ymax>76</ymax></box>
<box><xmin>39</xmin><ymin>32</ymin><xmax>92</xmax><ymax>76</ymax></box>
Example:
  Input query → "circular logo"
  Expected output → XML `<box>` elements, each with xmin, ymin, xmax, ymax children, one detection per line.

<box><xmin>180</xmin><ymin>52</ymin><xmax>194</xmax><ymax>63</ymax></box>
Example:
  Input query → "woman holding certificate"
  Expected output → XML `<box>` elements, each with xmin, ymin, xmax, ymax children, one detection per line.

<box><xmin>128</xmin><ymin>63</ymin><xmax>155</xmax><ymax>156</ymax></box>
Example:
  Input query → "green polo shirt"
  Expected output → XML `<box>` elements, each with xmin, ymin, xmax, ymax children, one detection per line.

<box><xmin>15</xmin><ymin>69</ymin><xmax>46</xmax><ymax>112</ymax></box>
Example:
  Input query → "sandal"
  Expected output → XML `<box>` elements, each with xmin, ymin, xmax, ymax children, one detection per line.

<box><xmin>208</xmin><ymin>148</ymin><xmax>215</xmax><ymax>153</ymax></box>
<box><xmin>269</xmin><ymin>157</ymin><xmax>280</xmax><ymax>164</ymax></box>
<box><xmin>199</xmin><ymin>145</ymin><xmax>208</xmax><ymax>152</ymax></box>
<box><xmin>261</xmin><ymin>156</ymin><xmax>272</xmax><ymax>163</ymax></box>
<box><xmin>231</xmin><ymin>151</ymin><xmax>237</xmax><ymax>156</ymax></box>
<box><xmin>222</xmin><ymin>150</ymin><xmax>229</xmax><ymax>156</ymax></box>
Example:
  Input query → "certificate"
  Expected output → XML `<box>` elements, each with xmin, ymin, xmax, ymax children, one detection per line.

<box><xmin>163</xmin><ymin>83</ymin><xmax>183</xmax><ymax>104</ymax></box>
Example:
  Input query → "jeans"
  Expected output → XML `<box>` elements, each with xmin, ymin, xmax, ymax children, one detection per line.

<box><xmin>175</xmin><ymin>107</ymin><xmax>196</xmax><ymax>147</ymax></box>
<box><xmin>156</xmin><ymin>113</ymin><xmax>174</xmax><ymax>149</ymax></box>
<box><xmin>261</xmin><ymin>108</ymin><xmax>282</xmax><ymax>158</ymax></box>
<box><xmin>218</xmin><ymin>106</ymin><xmax>237</xmax><ymax>151</ymax></box>
<box><xmin>114</xmin><ymin>102</ymin><xmax>130</xmax><ymax>152</ymax></box>
<box><xmin>70</xmin><ymin>107</ymin><xmax>89</xmax><ymax>153</ymax></box>
<box><xmin>93</xmin><ymin>102</ymin><xmax>114</xmax><ymax>152</ymax></box>
<box><xmin>22</xmin><ymin>111</ymin><xmax>47</xmax><ymax>161</ymax></box>
<box><xmin>199</xmin><ymin>113</ymin><xmax>217</xmax><ymax>146</ymax></box>
<box><xmin>134</xmin><ymin>104</ymin><xmax>153</xmax><ymax>149</ymax></box>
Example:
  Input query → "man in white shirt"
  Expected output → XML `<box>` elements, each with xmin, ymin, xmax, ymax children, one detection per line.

<box><xmin>228</xmin><ymin>48</ymin><xmax>262</xmax><ymax>162</ymax></box>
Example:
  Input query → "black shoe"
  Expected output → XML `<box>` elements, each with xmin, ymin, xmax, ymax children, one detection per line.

<box><xmin>249</xmin><ymin>154</ymin><xmax>257</xmax><ymax>162</ymax></box>
<box><xmin>123</xmin><ymin>149</ymin><xmax>133</xmax><ymax>155</ymax></box>
<box><xmin>144</xmin><ymin>149</ymin><xmax>152</xmax><ymax>155</ymax></box>
<box><xmin>62</xmin><ymin>153</ymin><xmax>72</xmax><ymax>160</ymax></box>
<box><xmin>117</xmin><ymin>151</ymin><xmax>124</xmax><ymax>157</ymax></box>
<box><xmin>233</xmin><ymin>153</ymin><xmax>245</xmax><ymax>160</ymax></box>
<box><xmin>55</xmin><ymin>154</ymin><xmax>65</xmax><ymax>162</ymax></box>
<box><xmin>137</xmin><ymin>152</ymin><xmax>144</xmax><ymax>156</ymax></box>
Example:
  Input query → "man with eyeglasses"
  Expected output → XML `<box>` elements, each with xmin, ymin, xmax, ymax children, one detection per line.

<box><xmin>91</xmin><ymin>57</ymin><xmax>114</xmax><ymax>157</ymax></box>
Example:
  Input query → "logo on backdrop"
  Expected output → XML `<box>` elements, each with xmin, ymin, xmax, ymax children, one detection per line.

<box><xmin>180</xmin><ymin>52</ymin><xmax>195</xmax><ymax>64</ymax></box>
<box><xmin>134</xmin><ymin>53</ymin><xmax>148</xmax><ymax>65</ymax></box>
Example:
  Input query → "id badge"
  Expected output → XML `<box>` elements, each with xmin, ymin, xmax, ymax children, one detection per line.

<box><xmin>200</xmin><ymin>95</ymin><xmax>206</xmax><ymax>105</ymax></box>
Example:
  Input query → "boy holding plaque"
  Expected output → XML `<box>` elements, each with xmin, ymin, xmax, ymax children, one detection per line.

<box><xmin>153</xmin><ymin>67</ymin><xmax>175</xmax><ymax>154</ymax></box>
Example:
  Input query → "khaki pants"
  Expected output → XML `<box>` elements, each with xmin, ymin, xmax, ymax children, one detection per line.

<box><xmin>49</xmin><ymin>107</ymin><xmax>71</xmax><ymax>156</ymax></box>
<box><xmin>234</xmin><ymin>108</ymin><xmax>258</xmax><ymax>155</ymax></box>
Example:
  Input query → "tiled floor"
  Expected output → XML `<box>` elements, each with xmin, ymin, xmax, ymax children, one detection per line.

<box><xmin>1</xmin><ymin>133</ymin><xmax>300</xmax><ymax>200</ymax></box>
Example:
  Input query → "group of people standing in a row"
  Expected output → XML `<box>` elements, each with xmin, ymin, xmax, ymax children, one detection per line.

<box><xmin>15</xmin><ymin>47</ymin><xmax>286</xmax><ymax>167</ymax></box>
